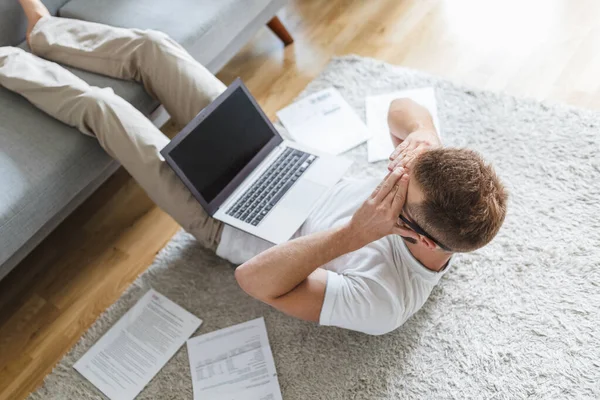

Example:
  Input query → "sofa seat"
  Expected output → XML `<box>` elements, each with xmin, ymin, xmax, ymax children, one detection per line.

<box><xmin>0</xmin><ymin>41</ymin><xmax>158</xmax><ymax>277</ymax></box>
<box><xmin>58</xmin><ymin>0</ymin><xmax>287</xmax><ymax>72</ymax></box>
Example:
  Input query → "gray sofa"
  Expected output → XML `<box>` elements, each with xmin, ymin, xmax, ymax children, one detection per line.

<box><xmin>0</xmin><ymin>0</ymin><xmax>289</xmax><ymax>280</ymax></box>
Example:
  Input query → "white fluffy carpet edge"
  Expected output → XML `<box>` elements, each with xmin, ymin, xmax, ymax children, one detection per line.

<box><xmin>29</xmin><ymin>55</ymin><xmax>600</xmax><ymax>400</ymax></box>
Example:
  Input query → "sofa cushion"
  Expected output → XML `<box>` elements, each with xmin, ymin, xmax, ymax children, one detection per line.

<box><xmin>58</xmin><ymin>0</ymin><xmax>280</xmax><ymax>68</ymax></box>
<box><xmin>0</xmin><ymin>41</ymin><xmax>158</xmax><ymax>269</ymax></box>
<box><xmin>0</xmin><ymin>0</ymin><xmax>70</xmax><ymax>47</ymax></box>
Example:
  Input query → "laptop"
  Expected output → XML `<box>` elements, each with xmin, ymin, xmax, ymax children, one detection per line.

<box><xmin>161</xmin><ymin>78</ymin><xmax>352</xmax><ymax>244</ymax></box>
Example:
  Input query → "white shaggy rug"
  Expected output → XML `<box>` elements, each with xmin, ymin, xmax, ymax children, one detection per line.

<box><xmin>30</xmin><ymin>56</ymin><xmax>600</xmax><ymax>400</ymax></box>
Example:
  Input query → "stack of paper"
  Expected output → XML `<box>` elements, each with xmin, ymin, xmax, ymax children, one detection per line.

<box><xmin>277</xmin><ymin>87</ymin><xmax>371</xmax><ymax>155</ymax></box>
<box><xmin>366</xmin><ymin>87</ymin><xmax>441</xmax><ymax>162</ymax></box>
<box><xmin>75</xmin><ymin>291</ymin><xmax>282</xmax><ymax>400</ymax></box>
<box><xmin>276</xmin><ymin>86</ymin><xmax>441</xmax><ymax>162</ymax></box>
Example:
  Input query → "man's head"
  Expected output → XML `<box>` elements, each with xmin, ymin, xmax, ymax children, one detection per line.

<box><xmin>401</xmin><ymin>148</ymin><xmax>507</xmax><ymax>253</ymax></box>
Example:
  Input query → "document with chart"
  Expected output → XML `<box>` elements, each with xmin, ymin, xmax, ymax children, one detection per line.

<box><xmin>74</xmin><ymin>289</ymin><xmax>202</xmax><ymax>400</ymax></box>
<box><xmin>187</xmin><ymin>317</ymin><xmax>282</xmax><ymax>400</ymax></box>
<box><xmin>277</xmin><ymin>87</ymin><xmax>371</xmax><ymax>155</ymax></box>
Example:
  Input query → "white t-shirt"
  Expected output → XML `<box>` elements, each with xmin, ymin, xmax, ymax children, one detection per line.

<box><xmin>216</xmin><ymin>178</ymin><xmax>452</xmax><ymax>335</ymax></box>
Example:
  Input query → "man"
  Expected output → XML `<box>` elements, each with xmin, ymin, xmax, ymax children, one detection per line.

<box><xmin>2</xmin><ymin>0</ymin><xmax>507</xmax><ymax>335</ymax></box>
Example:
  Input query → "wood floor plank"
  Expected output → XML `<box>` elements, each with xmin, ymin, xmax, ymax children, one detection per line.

<box><xmin>0</xmin><ymin>295</ymin><xmax>56</xmax><ymax>370</ymax></box>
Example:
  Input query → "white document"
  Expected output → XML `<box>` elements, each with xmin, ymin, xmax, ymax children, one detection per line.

<box><xmin>276</xmin><ymin>87</ymin><xmax>371</xmax><ymax>155</ymax></box>
<box><xmin>366</xmin><ymin>87</ymin><xmax>442</xmax><ymax>162</ymax></box>
<box><xmin>187</xmin><ymin>317</ymin><xmax>282</xmax><ymax>400</ymax></box>
<box><xmin>74</xmin><ymin>289</ymin><xmax>202</xmax><ymax>400</ymax></box>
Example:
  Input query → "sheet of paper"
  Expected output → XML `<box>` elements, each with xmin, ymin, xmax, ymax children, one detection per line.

<box><xmin>187</xmin><ymin>317</ymin><xmax>282</xmax><ymax>400</ymax></box>
<box><xmin>74</xmin><ymin>289</ymin><xmax>202</xmax><ymax>400</ymax></box>
<box><xmin>366</xmin><ymin>87</ymin><xmax>442</xmax><ymax>162</ymax></box>
<box><xmin>276</xmin><ymin>87</ymin><xmax>371</xmax><ymax>155</ymax></box>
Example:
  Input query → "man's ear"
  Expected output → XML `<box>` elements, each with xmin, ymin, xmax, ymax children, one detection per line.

<box><xmin>419</xmin><ymin>236</ymin><xmax>437</xmax><ymax>250</ymax></box>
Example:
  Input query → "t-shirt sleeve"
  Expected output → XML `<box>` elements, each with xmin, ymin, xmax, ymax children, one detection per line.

<box><xmin>319</xmin><ymin>269</ymin><xmax>401</xmax><ymax>335</ymax></box>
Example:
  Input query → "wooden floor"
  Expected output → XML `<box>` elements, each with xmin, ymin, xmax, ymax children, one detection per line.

<box><xmin>2</xmin><ymin>0</ymin><xmax>600</xmax><ymax>398</ymax></box>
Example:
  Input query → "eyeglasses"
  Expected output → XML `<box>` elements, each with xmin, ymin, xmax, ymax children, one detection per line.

<box><xmin>398</xmin><ymin>208</ymin><xmax>452</xmax><ymax>252</ymax></box>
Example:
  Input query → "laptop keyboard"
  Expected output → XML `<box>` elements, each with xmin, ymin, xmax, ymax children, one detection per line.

<box><xmin>225</xmin><ymin>148</ymin><xmax>317</xmax><ymax>226</ymax></box>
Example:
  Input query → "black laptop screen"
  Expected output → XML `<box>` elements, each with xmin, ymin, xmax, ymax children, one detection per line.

<box><xmin>168</xmin><ymin>87</ymin><xmax>275</xmax><ymax>203</ymax></box>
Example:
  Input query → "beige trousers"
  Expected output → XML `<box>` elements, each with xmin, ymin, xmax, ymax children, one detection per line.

<box><xmin>0</xmin><ymin>16</ymin><xmax>225</xmax><ymax>251</ymax></box>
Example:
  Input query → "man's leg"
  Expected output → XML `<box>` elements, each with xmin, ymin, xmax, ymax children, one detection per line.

<box><xmin>0</xmin><ymin>47</ymin><xmax>223</xmax><ymax>250</ymax></box>
<box><xmin>27</xmin><ymin>14</ymin><xmax>226</xmax><ymax>126</ymax></box>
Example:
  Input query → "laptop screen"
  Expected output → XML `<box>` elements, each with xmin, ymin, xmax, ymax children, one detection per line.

<box><xmin>167</xmin><ymin>86</ymin><xmax>276</xmax><ymax>204</ymax></box>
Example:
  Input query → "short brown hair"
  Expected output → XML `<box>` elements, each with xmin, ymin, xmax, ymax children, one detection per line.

<box><xmin>411</xmin><ymin>148</ymin><xmax>508</xmax><ymax>252</ymax></box>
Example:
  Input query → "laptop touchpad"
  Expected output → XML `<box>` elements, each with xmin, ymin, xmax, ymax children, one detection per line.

<box><xmin>278</xmin><ymin>178</ymin><xmax>325</xmax><ymax>214</ymax></box>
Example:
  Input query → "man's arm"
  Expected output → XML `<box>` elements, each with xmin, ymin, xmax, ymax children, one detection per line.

<box><xmin>387</xmin><ymin>98</ymin><xmax>442</xmax><ymax>170</ymax></box>
<box><xmin>235</xmin><ymin>167</ymin><xmax>413</xmax><ymax>322</ymax></box>
<box><xmin>235</xmin><ymin>226</ymin><xmax>363</xmax><ymax>321</ymax></box>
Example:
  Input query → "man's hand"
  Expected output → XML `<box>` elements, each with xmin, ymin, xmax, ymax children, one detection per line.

<box><xmin>347</xmin><ymin>167</ymin><xmax>413</xmax><ymax>245</ymax></box>
<box><xmin>387</xmin><ymin>98</ymin><xmax>441</xmax><ymax>171</ymax></box>
<box><xmin>387</xmin><ymin>128</ymin><xmax>440</xmax><ymax>171</ymax></box>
